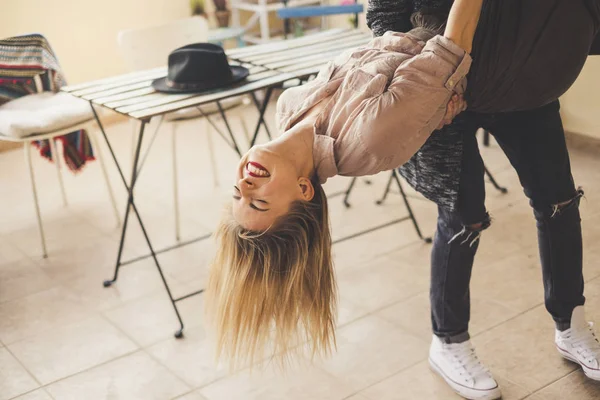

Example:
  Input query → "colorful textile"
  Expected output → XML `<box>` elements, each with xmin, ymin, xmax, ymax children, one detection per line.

<box><xmin>0</xmin><ymin>33</ymin><xmax>94</xmax><ymax>171</ymax></box>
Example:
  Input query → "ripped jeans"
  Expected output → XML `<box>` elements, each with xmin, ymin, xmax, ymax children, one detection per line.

<box><xmin>431</xmin><ymin>101</ymin><xmax>585</xmax><ymax>343</ymax></box>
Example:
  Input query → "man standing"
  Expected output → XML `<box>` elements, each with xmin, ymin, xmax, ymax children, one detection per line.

<box><xmin>367</xmin><ymin>1</ymin><xmax>600</xmax><ymax>399</ymax></box>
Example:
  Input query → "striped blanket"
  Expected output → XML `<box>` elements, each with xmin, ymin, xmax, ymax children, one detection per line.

<box><xmin>0</xmin><ymin>33</ymin><xmax>94</xmax><ymax>171</ymax></box>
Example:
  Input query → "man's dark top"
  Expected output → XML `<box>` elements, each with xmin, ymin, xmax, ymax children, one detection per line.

<box><xmin>367</xmin><ymin>0</ymin><xmax>600</xmax><ymax>113</ymax></box>
<box><xmin>366</xmin><ymin>0</ymin><xmax>600</xmax><ymax>211</ymax></box>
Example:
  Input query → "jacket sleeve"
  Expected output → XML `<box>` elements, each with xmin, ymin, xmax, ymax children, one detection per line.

<box><xmin>343</xmin><ymin>36</ymin><xmax>472</xmax><ymax>175</ymax></box>
<box><xmin>366</xmin><ymin>0</ymin><xmax>414</xmax><ymax>37</ymax></box>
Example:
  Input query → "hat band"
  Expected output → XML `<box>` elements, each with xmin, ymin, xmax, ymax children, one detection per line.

<box><xmin>165</xmin><ymin>78</ymin><xmax>215</xmax><ymax>90</ymax></box>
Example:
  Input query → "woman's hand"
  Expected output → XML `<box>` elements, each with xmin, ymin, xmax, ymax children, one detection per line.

<box><xmin>436</xmin><ymin>93</ymin><xmax>467</xmax><ymax>130</ymax></box>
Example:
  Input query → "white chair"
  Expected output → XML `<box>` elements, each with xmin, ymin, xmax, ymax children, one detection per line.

<box><xmin>0</xmin><ymin>91</ymin><xmax>120</xmax><ymax>258</ymax></box>
<box><xmin>117</xmin><ymin>16</ymin><xmax>250</xmax><ymax>241</ymax></box>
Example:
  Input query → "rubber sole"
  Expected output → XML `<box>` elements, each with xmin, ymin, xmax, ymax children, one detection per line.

<box><xmin>557</xmin><ymin>345</ymin><xmax>600</xmax><ymax>381</ymax></box>
<box><xmin>429</xmin><ymin>357</ymin><xmax>502</xmax><ymax>400</ymax></box>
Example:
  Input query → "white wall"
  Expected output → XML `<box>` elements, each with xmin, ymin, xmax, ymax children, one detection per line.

<box><xmin>1</xmin><ymin>0</ymin><xmax>361</xmax><ymax>85</ymax></box>
<box><xmin>560</xmin><ymin>57</ymin><xmax>600</xmax><ymax>140</ymax></box>
<box><xmin>1</xmin><ymin>0</ymin><xmax>191</xmax><ymax>84</ymax></box>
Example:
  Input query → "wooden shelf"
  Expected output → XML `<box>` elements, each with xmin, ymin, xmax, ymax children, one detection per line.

<box><xmin>231</xmin><ymin>0</ymin><xmax>325</xmax><ymax>43</ymax></box>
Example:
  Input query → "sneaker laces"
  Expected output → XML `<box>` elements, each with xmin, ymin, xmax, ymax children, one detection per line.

<box><xmin>569</xmin><ymin>322</ymin><xmax>600</xmax><ymax>363</ymax></box>
<box><xmin>447</xmin><ymin>342</ymin><xmax>491</xmax><ymax>381</ymax></box>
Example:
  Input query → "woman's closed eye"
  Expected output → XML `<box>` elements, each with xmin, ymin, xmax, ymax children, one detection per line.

<box><xmin>233</xmin><ymin>186</ymin><xmax>270</xmax><ymax>212</ymax></box>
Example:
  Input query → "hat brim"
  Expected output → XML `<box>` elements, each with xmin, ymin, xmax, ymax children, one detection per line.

<box><xmin>151</xmin><ymin>66</ymin><xmax>250</xmax><ymax>94</ymax></box>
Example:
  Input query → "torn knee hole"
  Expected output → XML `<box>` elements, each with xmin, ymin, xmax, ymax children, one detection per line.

<box><xmin>448</xmin><ymin>214</ymin><xmax>491</xmax><ymax>247</ymax></box>
<box><xmin>550</xmin><ymin>188</ymin><xmax>584</xmax><ymax>218</ymax></box>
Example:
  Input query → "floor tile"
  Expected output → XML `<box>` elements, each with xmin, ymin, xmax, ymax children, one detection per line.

<box><xmin>0</xmin><ymin>236</ymin><xmax>26</xmax><ymax>265</ymax></box>
<box><xmin>585</xmin><ymin>245</ymin><xmax>600</xmax><ymax>279</ymax></box>
<box><xmin>0</xmin><ymin>259</ymin><xmax>56</xmax><ymax>304</ymax></box>
<box><xmin>0</xmin><ymin>347</ymin><xmax>39</xmax><ymax>400</ymax></box>
<box><xmin>469</xmin><ymin>250</ymin><xmax>544</xmax><ymax>313</ymax></box>
<box><xmin>471</xmin><ymin>305</ymin><xmax>577</xmax><ymax>393</ymax></box>
<box><xmin>173</xmin><ymin>391</ymin><xmax>209</xmax><ymax>400</ymax></box>
<box><xmin>315</xmin><ymin>315</ymin><xmax>429</xmax><ymax>392</ymax></box>
<box><xmin>200</xmin><ymin>361</ymin><xmax>355</xmax><ymax>400</ymax></box>
<box><xmin>146</xmin><ymin>322</ymin><xmax>226</xmax><ymax>388</ymax></box>
<box><xmin>34</xmin><ymin>236</ymin><xmax>124</xmax><ymax>282</ymax></box>
<box><xmin>0</xmin><ymin>287</ymin><xmax>90</xmax><ymax>345</ymax></box>
<box><xmin>529</xmin><ymin>370</ymin><xmax>600</xmax><ymax>400</ymax></box>
<box><xmin>377</xmin><ymin>291</ymin><xmax>519</xmax><ymax>340</ymax></box>
<box><xmin>45</xmin><ymin>351</ymin><xmax>190</xmax><ymax>400</ymax></box>
<box><xmin>8</xmin><ymin>315</ymin><xmax>138</xmax><ymax>385</ymax></box>
<box><xmin>375</xmin><ymin>292</ymin><xmax>431</xmax><ymax>340</ymax></box>
<box><xmin>11</xmin><ymin>389</ymin><xmax>53</xmax><ymax>400</ymax></box>
<box><xmin>155</xmin><ymin>241</ymin><xmax>213</xmax><ymax>289</ymax></box>
<box><xmin>344</xmin><ymin>394</ymin><xmax>371</xmax><ymax>400</ymax></box>
<box><xmin>4</xmin><ymin>209</ymin><xmax>106</xmax><ymax>260</ymax></box>
<box><xmin>522</xmin><ymin>395</ymin><xmax>546</xmax><ymax>400</ymax></box>
<box><xmin>61</xmin><ymin>257</ymin><xmax>165</xmax><ymax>312</ymax></box>
<box><xmin>337</xmin><ymin>255</ymin><xmax>429</xmax><ymax>315</ymax></box>
<box><xmin>336</xmin><ymin>295</ymin><xmax>370</xmax><ymax>328</ymax></box>
<box><xmin>332</xmin><ymin>223</ymin><xmax>422</xmax><ymax>274</ymax></box>
<box><xmin>106</xmin><ymin>202</ymin><xmax>213</xmax><ymax>259</ymax></box>
<box><xmin>579</xmin><ymin>276</ymin><xmax>600</xmax><ymax>323</ymax></box>
<box><xmin>360</xmin><ymin>360</ymin><xmax>530</xmax><ymax>400</ymax></box>
<box><xmin>103</xmin><ymin>290</ymin><xmax>203</xmax><ymax>347</ymax></box>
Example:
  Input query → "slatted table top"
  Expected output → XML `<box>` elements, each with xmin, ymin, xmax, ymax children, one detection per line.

<box><xmin>62</xmin><ymin>29</ymin><xmax>372</xmax><ymax>121</ymax></box>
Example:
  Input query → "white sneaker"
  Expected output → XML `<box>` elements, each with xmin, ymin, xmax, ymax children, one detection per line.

<box><xmin>555</xmin><ymin>305</ymin><xmax>600</xmax><ymax>380</ymax></box>
<box><xmin>429</xmin><ymin>335</ymin><xmax>501</xmax><ymax>400</ymax></box>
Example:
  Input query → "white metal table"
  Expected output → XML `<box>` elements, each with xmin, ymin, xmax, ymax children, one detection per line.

<box><xmin>61</xmin><ymin>28</ymin><xmax>372</xmax><ymax>338</ymax></box>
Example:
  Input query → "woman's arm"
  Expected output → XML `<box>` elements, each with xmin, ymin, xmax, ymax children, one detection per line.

<box><xmin>337</xmin><ymin>0</ymin><xmax>483</xmax><ymax>177</ymax></box>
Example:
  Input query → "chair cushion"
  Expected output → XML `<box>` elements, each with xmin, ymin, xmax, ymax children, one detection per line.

<box><xmin>0</xmin><ymin>92</ymin><xmax>93</xmax><ymax>139</ymax></box>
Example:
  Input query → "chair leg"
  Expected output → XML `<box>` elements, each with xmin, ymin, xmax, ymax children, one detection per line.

<box><xmin>205</xmin><ymin>118</ymin><xmax>219</xmax><ymax>188</ymax></box>
<box><xmin>172</xmin><ymin>123</ymin><xmax>181</xmax><ymax>241</ymax></box>
<box><xmin>24</xmin><ymin>142</ymin><xmax>48</xmax><ymax>258</ymax></box>
<box><xmin>89</xmin><ymin>130</ymin><xmax>121</xmax><ymax>226</ymax></box>
<box><xmin>375</xmin><ymin>171</ymin><xmax>396</xmax><ymax>205</ymax></box>
<box><xmin>49</xmin><ymin>137</ymin><xmax>67</xmax><ymax>207</ymax></box>
<box><xmin>393</xmin><ymin>171</ymin><xmax>432</xmax><ymax>243</ymax></box>
<box><xmin>130</xmin><ymin>119</ymin><xmax>138</xmax><ymax>170</ymax></box>
<box><xmin>342</xmin><ymin>177</ymin><xmax>357</xmax><ymax>208</ymax></box>
<box><xmin>239</xmin><ymin>115</ymin><xmax>251</xmax><ymax>148</ymax></box>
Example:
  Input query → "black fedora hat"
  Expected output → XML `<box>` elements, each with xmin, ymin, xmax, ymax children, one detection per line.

<box><xmin>152</xmin><ymin>43</ymin><xmax>249</xmax><ymax>93</ymax></box>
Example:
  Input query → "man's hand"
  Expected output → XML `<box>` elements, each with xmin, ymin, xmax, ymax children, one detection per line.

<box><xmin>436</xmin><ymin>93</ymin><xmax>467</xmax><ymax>130</ymax></box>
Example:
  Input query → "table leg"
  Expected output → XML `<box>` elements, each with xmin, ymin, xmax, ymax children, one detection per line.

<box><xmin>249</xmin><ymin>87</ymin><xmax>275</xmax><ymax>148</ymax></box>
<box><xmin>103</xmin><ymin>121</ymin><xmax>146</xmax><ymax>286</ymax></box>
<box><xmin>216</xmin><ymin>101</ymin><xmax>242</xmax><ymax>157</ymax></box>
<box><xmin>392</xmin><ymin>171</ymin><xmax>432</xmax><ymax>243</ymax></box>
<box><xmin>250</xmin><ymin>91</ymin><xmax>273</xmax><ymax>140</ymax></box>
<box><xmin>90</xmin><ymin>103</ymin><xmax>187</xmax><ymax>339</ymax></box>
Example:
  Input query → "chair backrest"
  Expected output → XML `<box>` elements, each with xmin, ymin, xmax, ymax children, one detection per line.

<box><xmin>277</xmin><ymin>4</ymin><xmax>364</xmax><ymax>20</ymax></box>
<box><xmin>117</xmin><ymin>17</ymin><xmax>210</xmax><ymax>71</ymax></box>
<box><xmin>277</xmin><ymin>4</ymin><xmax>364</xmax><ymax>38</ymax></box>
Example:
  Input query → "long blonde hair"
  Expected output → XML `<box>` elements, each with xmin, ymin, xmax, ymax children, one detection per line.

<box><xmin>205</xmin><ymin>178</ymin><xmax>336</xmax><ymax>370</ymax></box>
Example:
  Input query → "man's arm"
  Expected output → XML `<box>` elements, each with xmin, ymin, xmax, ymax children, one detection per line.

<box><xmin>366</xmin><ymin>0</ymin><xmax>413</xmax><ymax>37</ymax></box>
<box><xmin>443</xmin><ymin>0</ymin><xmax>482</xmax><ymax>53</ymax></box>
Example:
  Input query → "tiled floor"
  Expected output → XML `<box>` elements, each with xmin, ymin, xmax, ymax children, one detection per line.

<box><xmin>1</xmin><ymin>99</ymin><xmax>600</xmax><ymax>400</ymax></box>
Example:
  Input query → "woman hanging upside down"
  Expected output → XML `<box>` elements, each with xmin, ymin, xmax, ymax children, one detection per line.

<box><xmin>205</xmin><ymin>0</ymin><xmax>483</xmax><ymax>369</ymax></box>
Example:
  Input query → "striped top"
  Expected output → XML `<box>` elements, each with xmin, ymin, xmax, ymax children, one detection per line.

<box><xmin>0</xmin><ymin>34</ymin><xmax>65</xmax><ymax>103</ymax></box>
